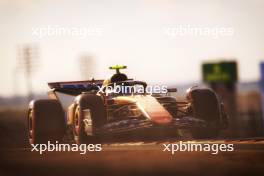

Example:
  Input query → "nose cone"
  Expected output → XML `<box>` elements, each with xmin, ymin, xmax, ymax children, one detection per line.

<box><xmin>135</xmin><ymin>95</ymin><xmax>173</xmax><ymax>124</ymax></box>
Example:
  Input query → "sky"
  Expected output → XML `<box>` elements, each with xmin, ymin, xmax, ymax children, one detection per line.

<box><xmin>0</xmin><ymin>0</ymin><xmax>264</xmax><ymax>96</ymax></box>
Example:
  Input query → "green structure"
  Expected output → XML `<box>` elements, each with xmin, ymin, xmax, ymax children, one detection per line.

<box><xmin>202</xmin><ymin>61</ymin><xmax>238</xmax><ymax>83</ymax></box>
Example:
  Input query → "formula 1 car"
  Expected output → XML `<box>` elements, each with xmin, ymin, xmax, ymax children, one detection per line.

<box><xmin>27</xmin><ymin>65</ymin><xmax>228</xmax><ymax>144</ymax></box>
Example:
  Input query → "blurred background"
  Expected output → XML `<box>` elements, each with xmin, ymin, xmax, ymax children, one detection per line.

<box><xmin>0</xmin><ymin>0</ymin><xmax>264</xmax><ymax>143</ymax></box>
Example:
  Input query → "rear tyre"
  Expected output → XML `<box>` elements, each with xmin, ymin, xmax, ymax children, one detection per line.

<box><xmin>27</xmin><ymin>99</ymin><xmax>66</xmax><ymax>145</ymax></box>
<box><xmin>73</xmin><ymin>94</ymin><xmax>106</xmax><ymax>144</ymax></box>
<box><xmin>188</xmin><ymin>88</ymin><xmax>221</xmax><ymax>139</ymax></box>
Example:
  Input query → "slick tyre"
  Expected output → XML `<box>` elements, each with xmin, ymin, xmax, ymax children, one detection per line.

<box><xmin>27</xmin><ymin>99</ymin><xmax>66</xmax><ymax>145</ymax></box>
<box><xmin>189</xmin><ymin>88</ymin><xmax>221</xmax><ymax>139</ymax></box>
<box><xmin>73</xmin><ymin>94</ymin><xmax>106</xmax><ymax>144</ymax></box>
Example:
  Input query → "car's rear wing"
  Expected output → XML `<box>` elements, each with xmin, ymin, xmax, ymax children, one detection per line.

<box><xmin>48</xmin><ymin>79</ymin><xmax>104</xmax><ymax>95</ymax></box>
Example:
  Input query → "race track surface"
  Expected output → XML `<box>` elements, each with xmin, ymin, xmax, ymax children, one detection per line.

<box><xmin>0</xmin><ymin>138</ymin><xmax>264</xmax><ymax>176</ymax></box>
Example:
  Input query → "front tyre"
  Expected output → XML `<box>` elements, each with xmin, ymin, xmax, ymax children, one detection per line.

<box><xmin>187</xmin><ymin>88</ymin><xmax>221</xmax><ymax>139</ymax></box>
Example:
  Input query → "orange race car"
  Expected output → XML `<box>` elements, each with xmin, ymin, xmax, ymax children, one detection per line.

<box><xmin>27</xmin><ymin>65</ymin><xmax>228</xmax><ymax>144</ymax></box>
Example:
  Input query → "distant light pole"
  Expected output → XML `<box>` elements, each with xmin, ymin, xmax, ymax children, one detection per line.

<box><xmin>17</xmin><ymin>44</ymin><xmax>39</xmax><ymax>101</ymax></box>
<box><xmin>79</xmin><ymin>54</ymin><xmax>95</xmax><ymax>80</ymax></box>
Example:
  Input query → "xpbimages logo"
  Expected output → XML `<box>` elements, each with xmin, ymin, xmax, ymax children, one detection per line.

<box><xmin>32</xmin><ymin>25</ymin><xmax>102</xmax><ymax>39</ymax></box>
<box><xmin>61</xmin><ymin>82</ymin><xmax>168</xmax><ymax>96</ymax></box>
<box><xmin>163</xmin><ymin>141</ymin><xmax>234</xmax><ymax>155</ymax></box>
<box><xmin>97</xmin><ymin>83</ymin><xmax>168</xmax><ymax>96</ymax></box>
<box><xmin>31</xmin><ymin>141</ymin><xmax>102</xmax><ymax>154</ymax></box>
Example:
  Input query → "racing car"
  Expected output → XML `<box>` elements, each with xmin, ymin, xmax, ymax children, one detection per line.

<box><xmin>27</xmin><ymin>65</ymin><xmax>228</xmax><ymax>144</ymax></box>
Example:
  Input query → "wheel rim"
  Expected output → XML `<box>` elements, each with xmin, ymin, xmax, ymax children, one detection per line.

<box><xmin>28</xmin><ymin>109</ymin><xmax>34</xmax><ymax>143</ymax></box>
<box><xmin>74</xmin><ymin>107</ymin><xmax>80</xmax><ymax>136</ymax></box>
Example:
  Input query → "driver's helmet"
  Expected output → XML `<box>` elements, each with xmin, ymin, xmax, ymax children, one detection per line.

<box><xmin>102</xmin><ymin>73</ymin><xmax>128</xmax><ymax>87</ymax></box>
<box><xmin>102</xmin><ymin>65</ymin><xmax>128</xmax><ymax>87</ymax></box>
<box><xmin>110</xmin><ymin>73</ymin><xmax>128</xmax><ymax>83</ymax></box>
<box><xmin>108</xmin><ymin>65</ymin><xmax>128</xmax><ymax>83</ymax></box>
